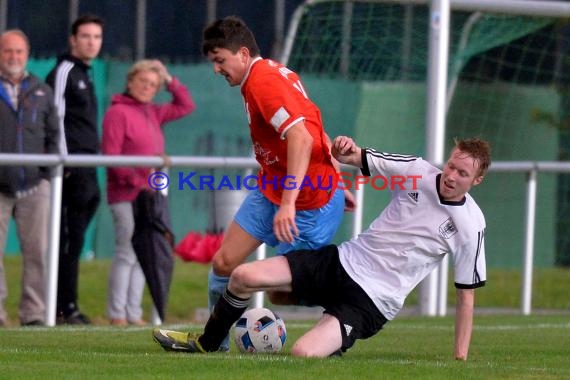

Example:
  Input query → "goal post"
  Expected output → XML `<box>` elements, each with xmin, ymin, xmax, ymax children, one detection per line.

<box><xmin>281</xmin><ymin>0</ymin><xmax>570</xmax><ymax>315</ymax></box>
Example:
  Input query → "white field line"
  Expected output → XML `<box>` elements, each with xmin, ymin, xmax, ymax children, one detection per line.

<box><xmin>3</xmin><ymin>321</ymin><xmax>569</xmax><ymax>333</ymax></box>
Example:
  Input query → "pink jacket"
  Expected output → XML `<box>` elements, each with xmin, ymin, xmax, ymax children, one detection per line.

<box><xmin>102</xmin><ymin>77</ymin><xmax>195</xmax><ymax>204</ymax></box>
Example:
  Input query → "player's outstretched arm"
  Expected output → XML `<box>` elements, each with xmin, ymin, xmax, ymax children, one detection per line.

<box><xmin>454</xmin><ymin>288</ymin><xmax>475</xmax><ymax>360</ymax></box>
<box><xmin>331</xmin><ymin>136</ymin><xmax>362</xmax><ymax>168</ymax></box>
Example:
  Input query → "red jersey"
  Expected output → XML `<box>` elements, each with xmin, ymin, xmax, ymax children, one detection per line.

<box><xmin>241</xmin><ymin>58</ymin><xmax>337</xmax><ymax>210</ymax></box>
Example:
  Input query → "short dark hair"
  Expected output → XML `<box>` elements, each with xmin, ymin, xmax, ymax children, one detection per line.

<box><xmin>454</xmin><ymin>138</ymin><xmax>492</xmax><ymax>177</ymax></box>
<box><xmin>71</xmin><ymin>14</ymin><xmax>104</xmax><ymax>36</ymax></box>
<box><xmin>202</xmin><ymin>16</ymin><xmax>260</xmax><ymax>57</ymax></box>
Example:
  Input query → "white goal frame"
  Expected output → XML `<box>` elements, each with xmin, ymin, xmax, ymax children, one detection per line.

<box><xmin>281</xmin><ymin>0</ymin><xmax>570</xmax><ymax>316</ymax></box>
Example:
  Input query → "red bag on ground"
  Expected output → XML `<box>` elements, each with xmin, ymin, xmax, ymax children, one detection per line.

<box><xmin>174</xmin><ymin>232</ymin><xmax>203</xmax><ymax>262</ymax></box>
<box><xmin>174</xmin><ymin>231</ymin><xmax>223</xmax><ymax>264</ymax></box>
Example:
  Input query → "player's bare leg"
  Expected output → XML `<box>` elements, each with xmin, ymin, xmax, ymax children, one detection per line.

<box><xmin>229</xmin><ymin>256</ymin><xmax>292</xmax><ymax>297</ymax></box>
<box><xmin>212</xmin><ymin>221</ymin><xmax>262</xmax><ymax>276</ymax></box>
<box><xmin>291</xmin><ymin>314</ymin><xmax>343</xmax><ymax>358</ymax></box>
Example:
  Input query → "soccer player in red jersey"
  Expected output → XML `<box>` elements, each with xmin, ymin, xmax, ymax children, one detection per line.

<box><xmin>200</xmin><ymin>16</ymin><xmax>355</xmax><ymax>351</ymax></box>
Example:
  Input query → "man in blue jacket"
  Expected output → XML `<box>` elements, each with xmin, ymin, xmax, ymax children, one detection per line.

<box><xmin>46</xmin><ymin>14</ymin><xmax>104</xmax><ymax>325</ymax></box>
<box><xmin>0</xmin><ymin>29</ymin><xmax>59</xmax><ymax>326</ymax></box>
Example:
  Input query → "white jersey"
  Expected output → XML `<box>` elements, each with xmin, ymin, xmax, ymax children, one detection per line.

<box><xmin>338</xmin><ymin>148</ymin><xmax>486</xmax><ymax>320</ymax></box>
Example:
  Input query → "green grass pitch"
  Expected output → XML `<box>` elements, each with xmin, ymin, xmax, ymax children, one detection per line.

<box><xmin>1</xmin><ymin>314</ymin><xmax>568</xmax><ymax>379</ymax></box>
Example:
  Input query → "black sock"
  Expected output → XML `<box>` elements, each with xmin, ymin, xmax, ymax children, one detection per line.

<box><xmin>198</xmin><ymin>288</ymin><xmax>250</xmax><ymax>352</ymax></box>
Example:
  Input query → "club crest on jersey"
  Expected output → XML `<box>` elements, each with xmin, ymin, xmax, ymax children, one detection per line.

<box><xmin>439</xmin><ymin>217</ymin><xmax>458</xmax><ymax>239</ymax></box>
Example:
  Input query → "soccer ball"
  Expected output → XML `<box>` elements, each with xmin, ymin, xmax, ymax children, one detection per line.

<box><xmin>234</xmin><ymin>307</ymin><xmax>287</xmax><ymax>353</ymax></box>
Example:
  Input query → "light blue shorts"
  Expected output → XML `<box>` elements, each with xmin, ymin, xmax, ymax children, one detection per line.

<box><xmin>234</xmin><ymin>187</ymin><xmax>345</xmax><ymax>254</ymax></box>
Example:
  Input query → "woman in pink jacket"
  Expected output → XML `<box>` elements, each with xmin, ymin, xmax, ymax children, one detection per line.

<box><xmin>102</xmin><ymin>59</ymin><xmax>195</xmax><ymax>326</ymax></box>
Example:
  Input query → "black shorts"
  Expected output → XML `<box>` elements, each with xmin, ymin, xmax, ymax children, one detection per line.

<box><xmin>285</xmin><ymin>245</ymin><xmax>388</xmax><ymax>352</ymax></box>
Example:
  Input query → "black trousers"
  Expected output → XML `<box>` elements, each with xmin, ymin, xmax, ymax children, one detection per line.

<box><xmin>57</xmin><ymin>167</ymin><xmax>100</xmax><ymax>314</ymax></box>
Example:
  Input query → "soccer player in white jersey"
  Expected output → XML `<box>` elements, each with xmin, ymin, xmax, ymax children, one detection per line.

<box><xmin>153</xmin><ymin>136</ymin><xmax>491</xmax><ymax>360</ymax></box>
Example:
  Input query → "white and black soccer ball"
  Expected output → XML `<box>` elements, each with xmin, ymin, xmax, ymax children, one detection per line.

<box><xmin>234</xmin><ymin>307</ymin><xmax>287</xmax><ymax>354</ymax></box>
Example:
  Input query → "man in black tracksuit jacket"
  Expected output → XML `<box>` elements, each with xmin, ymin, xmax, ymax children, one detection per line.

<box><xmin>45</xmin><ymin>15</ymin><xmax>104</xmax><ymax>325</ymax></box>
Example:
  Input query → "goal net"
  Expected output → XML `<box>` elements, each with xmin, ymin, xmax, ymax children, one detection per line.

<box><xmin>282</xmin><ymin>0</ymin><xmax>570</xmax><ymax>267</ymax></box>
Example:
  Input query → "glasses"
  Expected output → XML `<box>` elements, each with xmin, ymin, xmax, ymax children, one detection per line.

<box><xmin>133</xmin><ymin>75</ymin><xmax>160</xmax><ymax>89</ymax></box>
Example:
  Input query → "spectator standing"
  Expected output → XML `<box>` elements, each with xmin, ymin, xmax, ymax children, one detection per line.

<box><xmin>0</xmin><ymin>29</ymin><xmax>59</xmax><ymax>326</ymax></box>
<box><xmin>45</xmin><ymin>14</ymin><xmax>104</xmax><ymax>325</ymax></box>
<box><xmin>102</xmin><ymin>59</ymin><xmax>195</xmax><ymax>326</ymax></box>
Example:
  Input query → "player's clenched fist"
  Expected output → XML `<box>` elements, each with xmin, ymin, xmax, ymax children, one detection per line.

<box><xmin>332</xmin><ymin>136</ymin><xmax>362</xmax><ymax>167</ymax></box>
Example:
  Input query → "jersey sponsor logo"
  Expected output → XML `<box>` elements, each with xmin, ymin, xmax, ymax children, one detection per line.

<box><xmin>407</xmin><ymin>192</ymin><xmax>419</xmax><ymax>202</ymax></box>
<box><xmin>254</xmin><ymin>142</ymin><xmax>279</xmax><ymax>166</ymax></box>
<box><xmin>344</xmin><ymin>323</ymin><xmax>353</xmax><ymax>337</ymax></box>
<box><xmin>270</xmin><ymin>106</ymin><xmax>290</xmax><ymax>131</ymax></box>
<box><xmin>439</xmin><ymin>217</ymin><xmax>458</xmax><ymax>239</ymax></box>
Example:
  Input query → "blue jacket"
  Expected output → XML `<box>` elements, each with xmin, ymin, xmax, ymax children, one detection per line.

<box><xmin>0</xmin><ymin>73</ymin><xmax>59</xmax><ymax>196</ymax></box>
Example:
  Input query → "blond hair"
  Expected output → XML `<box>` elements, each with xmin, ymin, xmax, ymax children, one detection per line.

<box><xmin>126</xmin><ymin>59</ymin><xmax>164</xmax><ymax>87</ymax></box>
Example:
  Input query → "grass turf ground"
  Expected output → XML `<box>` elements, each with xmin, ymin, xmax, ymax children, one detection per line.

<box><xmin>0</xmin><ymin>315</ymin><xmax>569</xmax><ymax>379</ymax></box>
<box><xmin>1</xmin><ymin>256</ymin><xmax>569</xmax><ymax>379</ymax></box>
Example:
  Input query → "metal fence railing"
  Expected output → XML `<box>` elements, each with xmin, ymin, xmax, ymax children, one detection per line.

<box><xmin>2</xmin><ymin>153</ymin><xmax>570</xmax><ymax>325</ymax></box>
<box><xmin>0</xmin><ymin>153</ymin><xmax>360</xmax><ymax>326</ymax></box>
